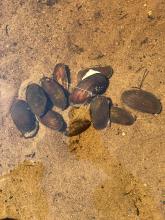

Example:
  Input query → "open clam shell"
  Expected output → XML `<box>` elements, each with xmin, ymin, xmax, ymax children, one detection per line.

<box><xmin>121</xmin><ymin>89</ymin><xmax>162</xmax><ymax>114</ymax></box>
<box><xmin>39</xmin><ymin>110</ymin><xmax>65</xmax><ymax>131</ymax></box>
<box><xmin>65</xmin><ymin>119</ymin><xmax>91</xmax><ymax>137</ymax></box>
<box><xmin>11</xmin><ymin>100</ymin><xmax>39</xmax><ymax>138</ymax></box>
<box><xmin>77</xmin><ymin>66</ymin><xmax>113</xmax><ymax>83</ymax></box>
<box><xmin>41</xmin><ymin>77</ymin><xmax>68</xmax><ymax>110</ymax></box>
<box><xmin>53</xmin><ymin>63</ymin><xmax>70</xmax><ymax>91</ymax></box>
<box><xmin>90</xmin><ymin>96</ymin><xmax>111</xmax><ymax>130</ymax></box>
<box><xmin>110</xmin><ymin>106</ymin><xmax>135</xmax><ymax>125</ymax></box>
<box><xmin>26</xmin><ymin>83</ymin><xmax>48</xmax><ymax>117</ymax></box>
<box><xmin>70</xmin><ymin>74</ymin><xmax>109</xmax><ymax>106</ymax></box>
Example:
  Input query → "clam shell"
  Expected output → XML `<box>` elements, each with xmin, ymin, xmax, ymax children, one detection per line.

<box><xmin>41</xmin><ymin>77</ymin><xmax>68</xmax><ymax>110</ymax></box>
<box><xmin>11</xmin><ymin>100</ymin><xmax>39</xmax><ymax>138</ymax></box>
<box><xmin>53</xmin><ymin>63</ymin><xmax>70</xmax><ymax>90</ymax></box>
<box><xmin>121</xmin><ymin>89</ymin><xmax>162</xmax><ymax>114</ymax></box>
<box><xmin>110</xmin><ymin>106</ymin><xmax>135</xmax><ymax>125</ymax></box>
<box><xmin>39</xmin><ymin>110</ymin><xmax>65</xmax><ymax>131</ymax></box>
<box><xmin>70</xmin><ymin>74</ymin><xmax>109</xmax><ymax>106</ymax></box>
<box><xmin>26</xmin><ymin>83</ymin><xmax>48</xmax><ymax>117</ymax></box>
<box><xmin>77</xmin><ymin>66</ymin><xmax>113</xmax><ymax>82</ymax></box>
<box><xmin>65</xmin><ymin>119</ymin><xmax>91</xmax><ymax>137</ymax></box>
<box><xmin>90</xmin><ymin>96</ymin><xmax>111</xmax><ymax>130</ymax></box>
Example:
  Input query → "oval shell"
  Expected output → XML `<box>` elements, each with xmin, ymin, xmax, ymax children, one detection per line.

<box><xmin>26</xmin><ymin>83</ymin><xmax>48</xmax><ymax>117</ymax></box>
<box><xmin>70</xmin><ymin>74</ymin><xmax>109</xmax><ymax>106</ymax></box>
<box><xmin>39</xmin><ymin>110</ymin><xmax>65</xmax><ymax>131</ymax></box>
<box><xmin>110</xmin><ymin>106</ymin><xmax>135</xmax><ymax>125</ymax></box>
<box><xmin>121</xmin><ymin>89</ymin><xmax>162</xmax><ymax>114</ymax></box>
<box><xmin>41</xmin><ymin>77</ymin><xmax>68</xmax><ymax>110</ymax></box>
<box><xmin>65</xmin><ymin>119</ymin><xmax>91</xmax><ymax>137</ymax></box>
<box><xmin>53</xmin><ymin>63</ymin><xmax>70</xmax><ymax>90</ymax></box>
<box><xmin>90</xmin><ymin>96</ymin><xmax>111</xmax><ymax>130</ymax></box>
<box><xmin>77</xmin><ymin>66</ymin><xmax>113</xmax><ymax>82</ymax></box>
<box><xmin>11</xmin><ymin>100</ymin><xmax>39</xmax><ymax>138</ymax></box>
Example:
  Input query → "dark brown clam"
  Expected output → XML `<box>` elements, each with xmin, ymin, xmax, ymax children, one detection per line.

<box><xmin>26</xmin><ymin>83</ymin><xmax>48</xmax><ymax>117</ymax></box>
<box><xmin>121</xmin><ymin>89</ymin><xmax>162</xmax><ymax>114</ymax></box>
<box><xmin>39</xmin><ymin>110</ymin><xmax>65</xmax><ymax>131</ymax></box>
<box><xmin>53</xmin><ymin>63</ymin><xmax>70</xmax><ymax>90</ymax></box>
<box><xmin>41</xmin><ymin>77</ymin><xmax>68</xmax><ymax>110</ymax></box>
<box><xmin>77</xmin><ymin>66</ymin><xmax>113</xmax><ymax>83</ymax></box>
<box><xmin>70</xmin><ymin>74</ymin><xmax>109</xmax><ymax>106</ymax></box>
<box><xmin>110</xmin><ymin>106</ymin><xmax>135</xmax><ymax>125</ymax></box>
<box><xmin>11</xmin><ymin>100</ymin><xmax>39</xmax><ymax>138</ymax></box>
<box><xmin>65</xmin><ymin>119</ymin><xmax>91</xmax><ymax>137</ymax></box>
<box><xmin>90</xmin><ymin>96</ymin><xmax>111</xmax><ymax>130</ymax></box>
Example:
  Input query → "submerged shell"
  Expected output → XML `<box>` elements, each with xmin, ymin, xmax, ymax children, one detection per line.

<box><xmin>90</xmin><ymin>96</ymin><xmax>111</xmax><ymax>130</ymax></box>
<box><xmin>110</xmin><ymin>106</ymin><xmax>135</xmax><ymax>125</ymax></box>
<box><xmin>41</xmin><ymin>77</ymin><xmax>68</xmax><ymax>110</ymax></box>
<box><xmin>121</xmin><ymin>89</ymin><xmax>162</xmax><ymax>114</ymax></box>
<box><xmin>70</xmin><ymin>74</ymin><xmax>109</xmax><ymax>106</ymax></box>
<box><xmin>39</xmin><ymin>110</ymin><xmax>65</xmax><ymax>131</ymax></box>
<box><xmin>65</xmin><ymin>119</ymin><xmax>91</xmax><ymax>137</ymax></box>
<box><xmin>26</xmin><ymin>83</ymin><xmax>48</xmax><ymax>117</ymax></box>
<box><xmin>77</xmin><ymin>66</ymin><xmax>113</xmax><ymax>82</ymax></box>
<box><xmin>53</xmin><ymin>63</ymin><xmax>70</xmax><ymax>90</ymax></box>
<box><xmin>11</xmin><ymin>100</ymin><xmax>39</xmax><ymax>138</ymax></box>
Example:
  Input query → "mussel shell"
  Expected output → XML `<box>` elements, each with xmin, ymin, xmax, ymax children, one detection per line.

<box><xmin>11</xmin><ymin>100</ymin><xmax>39</xmax><ymax>138</ymax></box>
<box><xmin>39</xmin><ymin>110</ymin><xmax>65</xmax><ymax>131</ymax></box>
<box><xmin>53</xmin><ymin>63</ymin><xmax>70</xmax><ymax>90</ymax></box>
<box><xmin>41</xmin><ymin>77</ymin><xmax>68</xmax><ymax>110</ymax></box>
<box><xmin>90</xmin><ymin>96</ymin><xmax>111</xmax><ymax>130</ymax></box>
<box><xmin>121</xmin><ymin>89</ymin><xmax>162</xmax><ymax>114</ymax></box>
<box><xmin>77</xmin><ymin>66</ymin><xmax>113</xmax><ymax>82</ymax></box>
<box><xmin>26</xmin><ymin>83</ymin><xmax>48</xmax><ymax>117</ymax></box>
<box><xmin>70</xmin><ymin>74</ymin><xmax>109</xmax><ymax>106</ymax></box>
<box><xmin>110</xmin><ymin>106</ymin><xmax>135</xmax><ymax>125</ymax></box>
<box><xmin>65</xmin><ymin>119</ymin><xmax>91</xmax><ymax>137</ymax></box>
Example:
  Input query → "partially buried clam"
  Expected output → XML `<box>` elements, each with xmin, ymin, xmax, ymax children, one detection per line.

<box><xmin>65</xmin><ymin>119</ymin><xmax>91</xmax><ymax>137</ymax></box>
<box><xmin>77</xmin><ymin>66</ymin><xmax>113</xmax><ymax>82</ymax></box>
<box><xmin>26</xmin><ymin>83</ymin><xmax>48</xmax><ymax>117</ymax></box>
<box><xmin>70</xmin><ymin>74</ymin><xmax>109</xmax><ymax>106</ymax></box>
<box><xmin>90</xmin><ymin>96</ymin><xmax>111</xmax><ymax>130</ymax></box>
<box><xmin>121</xmin><ymin>89</ymin><xmax>162</xmax><ymax>114</ymax></box>
<box><xmin>110</xmin><ymin>106</ymin><xmax>135</xmax><ymax>125</ymax></box>
<box><xmin>39</xmin><ymin>110</ymin><xmax>65</xmax><ymax>131</ymax></box>
<box><xmin>41</xmin><ymin>77</ymin><xmax>68</xmax><ymax>110</ymax></box>
<box><xmin>53</xmin><ymin>63</ymin><xmax>70</xmax><ymax>90</ymax></box>
<box><xmin>11</xmin><ymin>100</ymin><xmax>39</xmax><ymax>138</ymax></box>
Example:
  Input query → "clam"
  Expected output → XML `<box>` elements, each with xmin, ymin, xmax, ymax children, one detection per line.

<box><xmin>70</xmin><ymin>74</ymin><xmax>109</xmax><ymax>106</ymax></box>
<box><xmin>65</xmin><ymin>119</ymin><xmax>91</xmax><ymax>137</ymax></box>
<box><xmin>110</xmin><ymin>106</ymin><xmax>135</xmax><ymax>125</ymax></box>
<box><xmin>39</xmin><ymin>110</ymin><xmax>65</xmax><ymax>131</ymax></box>
<box><xmin>26</xmin><ymin>83</ymin><xmax>48</xmax><ymax>117</ymax></box>
<box><xmin>53</xmin><ymin>63</ymin><xmax>70</xmax><ymax>90</ymax></box>
<box><xmin>41</xmin><ymin>77</ymin><xmax>68</xmax><ymax>110</ymax></box>
<box><xmin>121</xmin><ymin>89</ymin><xmax>162</xmax><ymax>114</ymax></box>
<box><xmin>11</xmin><ymin>100</ymin><xmax>39</xmax><ymax>138</ymax></box>
<box><xmin>90</xmin><ymin>96</ymin><xmax>111</xmax><ymax>130</ymax></box>
<box><xmin>77</xmin><ymin>66</ymin><xmax>113</xmax><ymax>82</ymax></box>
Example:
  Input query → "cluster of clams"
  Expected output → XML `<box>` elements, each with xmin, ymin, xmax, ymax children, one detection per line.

<box><xmin>11</xmin><ymin>64</ymin><xmax>162</xmax><ymax>138</ymax></box>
